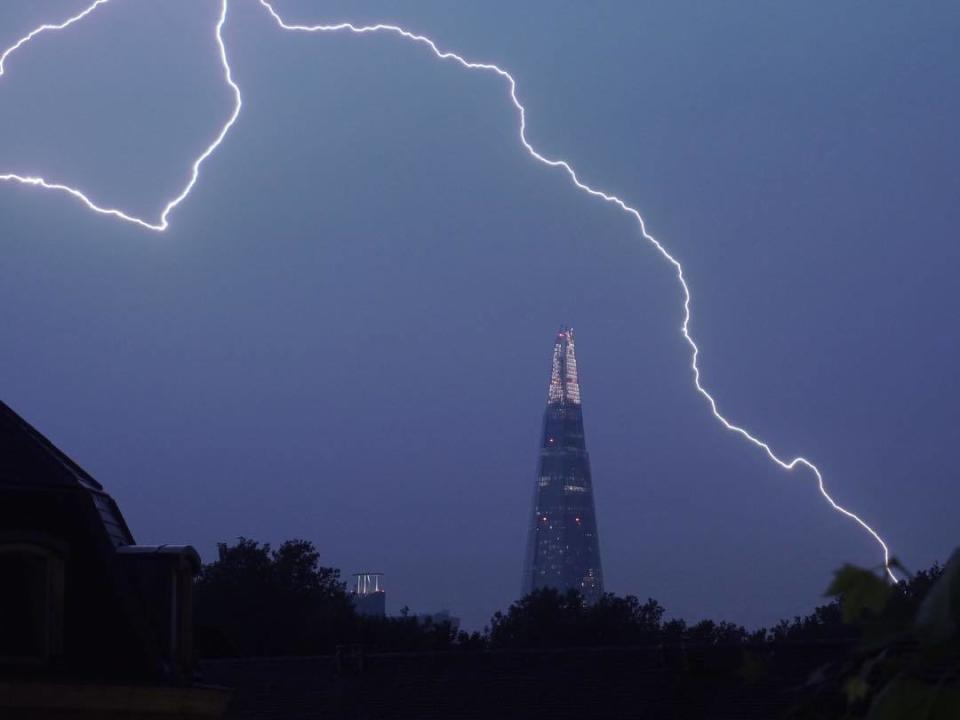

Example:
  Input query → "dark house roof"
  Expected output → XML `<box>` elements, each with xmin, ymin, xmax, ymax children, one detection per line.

<box><xmin>0</xmin><ymin>399</ymin><xmax>197</xmax><ymax>682</ymax></box>
<box><xmin>0</xmin><ymin>400</ymin><xmax>103</xmax><ymax>490</ymax></box>
<box><xmin>0</xmin><ymin>400</ymin><xmax>134</xmax><ymax>546</ymax></box>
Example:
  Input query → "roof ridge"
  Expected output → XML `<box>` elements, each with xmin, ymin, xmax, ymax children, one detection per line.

<box><xmin>0</xmin><ymin>399</ymin><xmax>103</xmax><ymax>490</ymax></box>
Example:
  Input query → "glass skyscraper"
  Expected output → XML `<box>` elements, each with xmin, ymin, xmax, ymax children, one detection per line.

<box><xmin>522</xmin><ymin>327</ymin><xmax>604</xmax><ymax>604</ymax></box>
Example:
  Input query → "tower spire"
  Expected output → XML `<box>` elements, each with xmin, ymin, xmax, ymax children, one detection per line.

<box><xmin>547</xmin><ymin>326</ymin><xmax>581</xmax><ymax>405</ymax></box>
<box><xmin>524</xmin><ymin>326</ymin><xmax>603</xmax><ymax>603</ymax></box>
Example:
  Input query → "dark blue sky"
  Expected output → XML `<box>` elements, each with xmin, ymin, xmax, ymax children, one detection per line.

<box><xmin>1</xmin><ymin>0</ymin><xmax>958</xmax><ymax>630</ymax></box>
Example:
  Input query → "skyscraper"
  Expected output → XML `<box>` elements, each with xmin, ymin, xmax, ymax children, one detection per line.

<box><xmin>522</xmin><ymin>327</ymin><xmax>604</xmax><ymax>604</ymax></box>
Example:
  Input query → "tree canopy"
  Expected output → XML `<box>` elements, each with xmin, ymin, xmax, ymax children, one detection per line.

<box><xmin>194</xmin><ymin>537</ymin><xmax>355</xmax><ymax>656</ymax></box>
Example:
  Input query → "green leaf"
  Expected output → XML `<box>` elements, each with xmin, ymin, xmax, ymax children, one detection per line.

<box><xmin>915</xmin><ymin>548</ymin><xmax>960</xmax><ymax>643</ymax></box>
<box><xmin>868</xmin><ymin>677</ymin><xmax>960</xmax><ymax>720</ymax></box>
<box><xmin>887</xmin><ymin>556</ymin><xmax>909</xmax><ymax>578</ymax></box>
<box><xmin>845</xmin><ymin>675</ymin><xmax>870</xmax><ymax>704</ymax></box>
<box><xmin>826</xmin><ymin>564</ymin><xmax>892</xmax><ymax>623</ymax></box>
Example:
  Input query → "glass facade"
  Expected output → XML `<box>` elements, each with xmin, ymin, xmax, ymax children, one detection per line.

<box><xmin>523</xmin><ymin>327</ymin><xmax>604</xmax><ymax>604</ymax></box>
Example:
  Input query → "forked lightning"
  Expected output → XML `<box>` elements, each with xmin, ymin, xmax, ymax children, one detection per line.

<box><xmin>0</xmin><ymin>0</ymin><xmax>898</xmax><ymax>581</ymax></box>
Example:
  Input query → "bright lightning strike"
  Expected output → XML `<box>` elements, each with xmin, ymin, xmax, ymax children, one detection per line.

<box><xmin>0</xmin><ymin>0</ymin><xmax>898</xmax><ymax>581</ymax></box>
<box><xmin>0</xmin><ymin>0</ymin><xmax>241</xmax><ymax>232</ymax></box>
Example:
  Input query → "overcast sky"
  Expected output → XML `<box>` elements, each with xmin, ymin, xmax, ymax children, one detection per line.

<box><xmin>1</xmin><ymin>0</ymin><xmax>958</xmax><ymax>630</ymax></box>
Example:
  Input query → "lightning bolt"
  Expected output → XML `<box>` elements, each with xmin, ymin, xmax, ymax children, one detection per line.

<box><xmin>0</xmin><ymin>0</ymin><xmax>898</xmax><ymax>581</ymax></box>
<box><xmin>0</xmin><ymin>0</ymin><xmax>241</xmax><ymax>232</ymax></box>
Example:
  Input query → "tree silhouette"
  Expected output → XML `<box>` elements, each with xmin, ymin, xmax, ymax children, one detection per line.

<box><xmin>489</xmin><ymin>588</ymin><xmax>665</xmax><ymax>649</ymax></box>
<box><xmin>194</xmin><ymin>537</ymin><xmax>475</xmax><ymax>657</ymax></box>
<box><xmin>194</xmin><ymin>537</ymin><xmax>354</xmax><ymax>656</ymax></box>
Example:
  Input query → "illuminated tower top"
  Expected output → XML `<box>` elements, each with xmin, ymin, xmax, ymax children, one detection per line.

<box><xmin>524</xmin><ymin>326</ymin><xmax>603</xmax><ymax>604</ymax></box>
<box><xmin>547</xmin><ymin>326</ymin><xmax>581</xmax><ymax>406</ymax></box>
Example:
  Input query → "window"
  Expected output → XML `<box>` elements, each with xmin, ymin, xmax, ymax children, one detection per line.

<box><xmin>0</xmin><ymin>544</ymin><xmax>64</xmax><ymax>663</ymax></box>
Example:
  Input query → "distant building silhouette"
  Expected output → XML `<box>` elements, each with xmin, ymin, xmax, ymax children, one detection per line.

<box><xmin>351</xmin><ymin>572</ymin><xmax>386</xmax><ymax>617</ymax></box>
<box><xmin>522</xmin><ymin>327</ymin><xmax>604</xmax><ymax>603</ymax></box>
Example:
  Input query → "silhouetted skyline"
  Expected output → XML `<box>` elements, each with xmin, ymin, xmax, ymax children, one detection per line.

<box><xmin>1</xmin><ymin>1</ymin><xmax>958</xmax><ymax>630</ymax></box>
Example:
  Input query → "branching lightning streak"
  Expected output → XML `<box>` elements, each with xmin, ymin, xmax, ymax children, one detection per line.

<box><xmin>1</xmin><ymin>0</ymin><xmax>897</xmax><ymax>580</ymax></box>
<box><xmin>0</xmin><ymin>0</ymin><xmax>241</xmax><ymax>232</ymax></box>
<box><xmin>253</xmin><ymin>2</ymin><xmax>898</xmax><ymax>582</ymax></box>
<box><xmin>0</xmin><ymin>0</ymin><xmax>111</xmax><ymax>79</ymax></box>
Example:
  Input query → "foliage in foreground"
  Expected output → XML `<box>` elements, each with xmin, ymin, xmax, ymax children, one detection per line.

<box><xmin>791</xmin><ymin>554</ymin><xmax>959</xmax><ymax>719</ymax></box>
<box><xmin>194</xmin><ymin>530</ymin><xmax>958</xmax><ymax>720</ymax></box>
